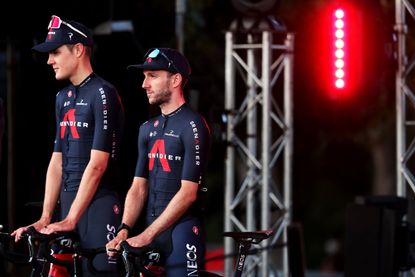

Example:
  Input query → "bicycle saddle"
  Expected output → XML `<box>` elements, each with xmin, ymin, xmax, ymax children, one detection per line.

<box><xmin>223</xmin><ymin>230</ymin><xmax>274</xmax><ymax>244</ymax></box>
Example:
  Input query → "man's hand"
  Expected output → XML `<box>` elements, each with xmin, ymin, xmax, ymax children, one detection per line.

<box><xmin>11</xmin><ymin>219</ymin><xmax>49</xmax><ymax>242</ymax></box>
<box><xmin>106</xmin><ymin>229</ymin><xmax>129</xmax><ymax>257</ymax></box>
<box><xmin>40</xmin><ymin>218</ymin><xmax>76</xmax><ymax>234</ymax></box>
<box><xmin>126</xmin><ymin>230</ymin><xmax>154</xmax><ymax>248</ymax></box>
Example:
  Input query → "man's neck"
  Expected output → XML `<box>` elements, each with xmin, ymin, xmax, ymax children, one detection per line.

<box><xmin>160</xmin><ymin>97</ymin><xmax>186</xmax><ymax>115</ymax></box>
<box><xmin>70</xmin><ymin>62</ymin><xmax>93</xmax><ymax>86</ymax></box>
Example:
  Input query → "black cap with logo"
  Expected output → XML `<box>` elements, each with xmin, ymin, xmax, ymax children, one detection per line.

<box><xmin>127</xmin><ymin>48</ymin><xmax>191</xmax><ymax>80</ymax></box>
<box><xmin>32</xmin><ymin>15</ymin><xmax>93</xmax><ymax>53</ymax></box>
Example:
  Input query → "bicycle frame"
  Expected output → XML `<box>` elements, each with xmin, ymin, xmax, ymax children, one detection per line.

<box><xmin>118</xmin><ymin>230</ymin><xmax>274</xmax><ymax>277</ymax></box>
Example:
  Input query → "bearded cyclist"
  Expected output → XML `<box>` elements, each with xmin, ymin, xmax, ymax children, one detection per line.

<box><xmin>106</xmin><ymin>48</ymin><xmax>211</xmax><ymax>276</ymax></box>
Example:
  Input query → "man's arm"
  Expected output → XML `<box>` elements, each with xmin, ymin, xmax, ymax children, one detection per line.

<box><xmin>106</xmin><ymin>177</ymin><xmax>148</xmax><ymax>255</ymax></box>
<box><xmin>120</xmin><ymin>177</ymin><xmax>149</xmax><ymax>234</ymax></box>
<box><xmin>11</xmin><ymin>152</ymin><xmax>62</xmax><ymax>240</ymax></box>
<box><xmin>40</xmin><ymin>152</ymin><xmax>63</xmax><ymax>224</ymax></box>
<box><xmin>42</xmin><ymin>149</ymin><xmax>109</xmax><ymax>233</ymax></box>
<box><xmin>126</xmin><ymin>180</ymin><xmax>198</xmax><ymax>248</ymax></box>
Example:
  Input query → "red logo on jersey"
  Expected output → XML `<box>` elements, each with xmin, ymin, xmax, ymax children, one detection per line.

<box><xmin>60</xmin><ymin>109</ymin><xmax>80</xmax><ymax>139</ymax></box>
<box><xmin>149</xmin><ymin>139</ymin><xmax>171</xmax><ymax>172</ymax></box>
<box><xmin>67</xmin><ymin>90</ymin><xmax>72</xmax><ymax>97</ymax></box>
<box><xmin>154</xmin><ymin>120</ymin><xmax>159</xmax><ymax>128</ymax></box>
<box><xmin>113</xmin><ymin>204</ymin><xmax>120</xmax><ymax>215</ymax></box>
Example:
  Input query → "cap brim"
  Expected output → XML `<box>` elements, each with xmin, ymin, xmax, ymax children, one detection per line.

<box><xmin>32</xmin><ymin>42</ymin><xmax>63</xmax><ymax>53</ymax></box>
<box><xmin>127</xmin><ymin>64</ymin><xmax>173</xmax><ymax>72</ymax></box>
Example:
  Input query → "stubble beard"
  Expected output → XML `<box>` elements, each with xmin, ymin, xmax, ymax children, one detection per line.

<box><xmin>150</xmin><ymin>88</ymin><xmax>172</xmax><ymax>106</ymax></box>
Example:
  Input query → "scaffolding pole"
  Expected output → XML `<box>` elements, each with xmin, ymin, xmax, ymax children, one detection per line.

<box><xmin>224</xmin><ymin>30</ymin><xmax>294</xmax><ymax>277</ymax></box>
<box><xmin>396</xmin><ymin>0</ymin><xmax>415</xmax><ymax>276</ymax></box>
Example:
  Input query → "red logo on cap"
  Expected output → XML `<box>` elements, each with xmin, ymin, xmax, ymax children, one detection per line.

<box><xmin>147</xmin><ymin>57</ymin><xmax>153</xmax><ymax>63</ymax></box>
<box><xmin>47</xmin><ymin>28</ymin><xmax>53</xmax><ymax>40</ymax></box>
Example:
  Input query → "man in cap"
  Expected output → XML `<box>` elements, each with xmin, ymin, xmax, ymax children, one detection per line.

<box><xmin>106</xmin><ymin>48</ymin><xmax>211</xmax><ymax>276</ymax></box>
<box><xmin>12</xmin><ymin>15</ymin><xmax>124</xmax><ymax>276</ymax></box>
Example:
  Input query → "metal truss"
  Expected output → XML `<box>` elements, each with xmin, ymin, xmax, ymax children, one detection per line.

<box><xmin>396</xmin><ymin>0</ymin><xmax>415</xmax><ymax>276</ymax></box>
<box><xmin>224</xmin><ymin>30</ymin><xmax>294</xmax><ymax>277</ymax></box>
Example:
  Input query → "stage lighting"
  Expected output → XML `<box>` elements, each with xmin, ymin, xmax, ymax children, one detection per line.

<box><xmin>333</xmin><ymin>8</ymin><xmax>346</xmax><ymax>90</ymax></box>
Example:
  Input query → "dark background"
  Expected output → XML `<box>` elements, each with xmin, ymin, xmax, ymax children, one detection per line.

<box><xmin>0</xmin><ymin>0</ymin><xmax>398</xmax><ymax>272</ymax></box>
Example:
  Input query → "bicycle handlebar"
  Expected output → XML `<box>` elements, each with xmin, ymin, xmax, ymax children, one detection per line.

<box><xmin>25</xmin><ymin>226</ymin><xmax>78</xmax><ymax>244</ymax></box>
<box><xmin>0</xmin><ymin>226</ymin><xmax>107</xmax><ymax>275</ymax></box>
<box><xmin>28</xmin><ymin>227</ymin><xmax>107</xmax><ymax>274</ymax></box>
<box><xmin>24</xmin><ymin>226</ymin><xmax>78</xmax><ymax>267</ymax></box>
<box><xmin>0</xmin><ymin>232</ymin><xmax>33</xmax><ymax>264</ymax></box>
<box><xmin>119</xmin><ymin>240</ymin><xmax>161</xmax><ymax>277</ymax></box>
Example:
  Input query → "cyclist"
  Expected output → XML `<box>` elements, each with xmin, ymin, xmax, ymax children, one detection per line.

<box><xmin>11</xmin><ymin>15</ymin><xmax>124</xmax><ymax>277</ymax></box>
<box><xmin>106</xmin><ymin>48</ymin><xmax>211</xmax><ymax>276</ymax></box>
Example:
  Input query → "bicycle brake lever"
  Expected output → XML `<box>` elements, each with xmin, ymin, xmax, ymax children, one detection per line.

<box><xmin>22</xmin><ymin>227</ymin><xmax>76</xmax><ymax>267</ymax></box>
<box><xmin>119</xmin><ymin>241</ymin><xmax>152</xmax><ymax>256</ymax></box>
<box><xmin>119</xmin><ymin>241</ymin><xmax>159</xmax><ymax>277</ymax></box>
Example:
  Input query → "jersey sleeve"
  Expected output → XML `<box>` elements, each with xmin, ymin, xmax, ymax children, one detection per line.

<box><xmin>53</xmin><ymin>93</ymin><xmax>62</xmax><ymax>153</ymax></box>
<box><xmin>91</xmin><ymin>85</ymin><xmax>123</xmax><ymax>153</ymax></box>
<box><xmin>134</xmin><ymin>123</ymin><xmax>149</xmax><ymax>178</ymax></box>
<box><xmin>181</xmin><ymin>115</ymin><xmax>211</xmax><ymax>183</ymax></box>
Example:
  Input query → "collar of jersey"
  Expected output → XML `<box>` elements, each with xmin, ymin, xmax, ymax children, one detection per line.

<box><xmin>162</xmin><ymin>103</ymin><xmax>186</xmax><ymax>118</ymax></box>
<box><xmin>77</xmin><ymin>72</ymin><xmax>96</xmax><ymax>88</ymax></box>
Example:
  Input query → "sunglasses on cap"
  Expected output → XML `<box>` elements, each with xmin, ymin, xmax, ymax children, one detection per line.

<box><xmin>144</xmin><ymin>48</ymin><xmax>180</xmax><ymax>74</ymax></box>
<box><xmin>48</xmin><ymin>15</ymin><xmax>88</xmax><ymax>38</ymax></box>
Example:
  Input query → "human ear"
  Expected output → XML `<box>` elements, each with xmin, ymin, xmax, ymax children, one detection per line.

<box><xmin>172</xmin><ymin>73</ymin><xmax>183</xmax><ymax>88</ymax></box>
<box><xmin>74</xmin><ymin>43</ymin><xmax>84</xmax><ymax>57</ymax></box>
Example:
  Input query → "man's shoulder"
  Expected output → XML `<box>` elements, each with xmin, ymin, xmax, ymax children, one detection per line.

<box><xmin>84</xmin><ymin>74</ymin><xmax>118</xmax><ymax>95</ymax></box>
<box><xmin>181</xmin><ymin>106</ymin><xmax>209</xmax><ymax>127</ymax></box>
<box><xmin>181</xmin><ymin>105</ymin><xmax>207</xmax><ymax>120</ymax></box>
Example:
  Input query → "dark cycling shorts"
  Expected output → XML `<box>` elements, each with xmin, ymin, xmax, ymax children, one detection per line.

<box><xmin>149</xmin><ymin>216</ymin><xmax>205</xmax><ymax>277</ymax></box>
<box><xmin>60</xmin><ymin>189</ymin><xmax>121</xmax><ymax>277</ymax></box>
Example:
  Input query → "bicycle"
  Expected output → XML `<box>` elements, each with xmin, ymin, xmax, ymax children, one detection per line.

<box><xmin>116</xmin><ymin>230</ymin><xmax>274</xmax><ymax>277</ymax></box>
<box><xmin>0</xmin><ymin>226</ymin><xmax>106</xmax><ymax>277</ymax></box>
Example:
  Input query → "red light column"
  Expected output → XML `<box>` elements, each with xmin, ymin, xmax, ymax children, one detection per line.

<box><xmin>334</xmin><ymin>8</ymin><xmax>346</xmax><ymax>89</ymax></box>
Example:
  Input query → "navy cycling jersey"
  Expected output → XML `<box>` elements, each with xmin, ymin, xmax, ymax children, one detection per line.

<box><xmin>135</xmin><ymin>104</ymin><xmax>210</xmax><ymax>219</ymax></box>
<box><xmin>54</xmin><ymin>73</ymin><xmax>124</xmax><ymax>191</ymax></box>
